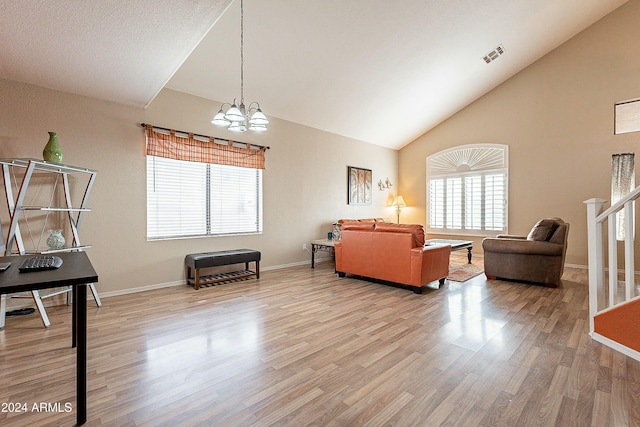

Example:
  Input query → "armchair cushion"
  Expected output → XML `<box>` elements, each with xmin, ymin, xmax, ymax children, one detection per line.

<box><xmin>527</xmin><ymin>218</ymin><xmax>560</xmax><ymax>241</ymax></box>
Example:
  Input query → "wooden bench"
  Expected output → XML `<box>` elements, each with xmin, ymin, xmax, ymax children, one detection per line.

<box><xmin>184</xmin><ymin>249</ymin><xmax>261</xmax><ymax>290</ymax></box>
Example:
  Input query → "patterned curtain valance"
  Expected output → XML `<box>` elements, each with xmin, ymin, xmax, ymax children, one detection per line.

<box><xmin>144</xmin><ymin>124</ymin><xmax>267</xmax><ymax>170</ymax></box>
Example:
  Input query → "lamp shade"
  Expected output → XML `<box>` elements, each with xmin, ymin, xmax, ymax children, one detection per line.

<box><xmin>211</xmin><ymin>109</ymin><xmax>231</xmax><ymax>126</ymax></box>
<box><xmin>392</xmin><ymin>195</ymin><xmax>406</xmax><ymax>207</ymax></box>
<box><xmin>249</xmin><ymin>109</ymin><xmax>269</xmax><ymax>125</ymax></box>
<box><xmin>224</xmin><ymin>104</ymin><xmax>245</xmax><ymax>122</ymax></box>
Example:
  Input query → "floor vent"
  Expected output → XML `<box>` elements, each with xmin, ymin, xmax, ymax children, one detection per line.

<box><xmin>482</xmin><ymin>45</ymin><xmax>505</xmax><ymax>64</ymax></box>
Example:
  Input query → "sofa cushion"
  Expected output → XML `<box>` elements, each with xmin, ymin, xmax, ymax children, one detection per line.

<box><xmin>336</xmin><ymin>218</ymin><xmax>384</xmax><ymax>241</ymax></box>
<box><xmin>374</xmin><ymin>223</ymin><xmax>425</xmax><ymax>247</ymax></box>
<box><xmin>527</xmin><ymin>219</ymin><xmax>559</xmax><ymax>241</ymax></box>
<box><xmin>338</xmin><ymin>218</ymin><xmax>384</xmax><ymax>224</ymax></box>
<box><xmin>341</xmin><ymin>222</ymin><xmax>376</xmax><ymax>232</ymax></box>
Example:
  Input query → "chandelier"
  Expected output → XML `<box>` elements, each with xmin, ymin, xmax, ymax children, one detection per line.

<box><xmin>212</xmin><ymin>0</ymin><xmax>268</xmax><ymax>132</ymax></box>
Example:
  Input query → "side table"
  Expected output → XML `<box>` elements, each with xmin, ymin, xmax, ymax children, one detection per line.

<box><xmin>310</xmin><ymin>239</ymin><xmax>335</xmax><ymax>268</ymax></box>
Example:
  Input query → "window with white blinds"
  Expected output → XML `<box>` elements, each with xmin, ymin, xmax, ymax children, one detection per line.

<box><xmin>147</xmin><ymin>156</ymin><xmax>263</xmax><ymax>240</ymax></box>
<box><xmin>427</xmin><ymin>144</ymin><xmax>508</xmax><ymax>235</ymax></box>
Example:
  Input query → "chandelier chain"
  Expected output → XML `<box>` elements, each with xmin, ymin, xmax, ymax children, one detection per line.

<box><xmin>211</xmin><ymin>0</ymin><xmax>268</xmax><ymax>132</ymax></box>
<box><xmin>240</xmin><ymin>0</ymin><xmax>244</xmax><ymax>104</ymax></box>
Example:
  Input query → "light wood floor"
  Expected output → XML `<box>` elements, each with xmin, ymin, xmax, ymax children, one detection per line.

<box><xmin>1</xmin><ymin>255</ymin><xmax>639</xmax><ymax>426</ymax></box>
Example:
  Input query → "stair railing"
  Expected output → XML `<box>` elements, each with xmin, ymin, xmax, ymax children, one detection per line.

<box><xmin>584</xmin><ymin>188</ymin><xmax>640</xmax><ymax>335</ymax></box>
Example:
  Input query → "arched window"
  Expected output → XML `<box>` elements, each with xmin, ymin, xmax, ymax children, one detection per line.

<box><xmin>427</xmin><ymin>144</ymin><xmax>508</xmax><ymax>235</ymax></box>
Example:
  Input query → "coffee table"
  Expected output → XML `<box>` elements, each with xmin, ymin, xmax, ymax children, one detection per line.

<box><xmin>425</xmin><ymin>238</ymin><xmax>473</xmax><ymax>263</ymax></box>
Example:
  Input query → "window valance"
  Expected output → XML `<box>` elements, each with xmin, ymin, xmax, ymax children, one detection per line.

<box><xmin>144</xmin><ymin>124</ymin><xmax>267</xmax><ymax>170</ymax></box>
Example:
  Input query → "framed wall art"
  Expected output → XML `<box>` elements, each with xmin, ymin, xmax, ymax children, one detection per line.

<box><xmin>347</xmin><ymin>166</ymin><xmax>372</xmax><ymax>205</ymax></box>
<box><xmin>615</xmin><ymin>98</ymin><xmax>640</xmax><ymax>134</ymax></box>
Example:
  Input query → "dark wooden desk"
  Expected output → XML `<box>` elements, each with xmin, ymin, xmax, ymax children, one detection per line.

<box><xmin>0</xmin><ymin>252</ymin><xmax>98</xmax><ymax>425</ymax></box>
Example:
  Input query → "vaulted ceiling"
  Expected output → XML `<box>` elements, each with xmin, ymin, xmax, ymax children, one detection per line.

<box><xmin>0</xmin><ymin>0</ymin><xmax>628</xmax><ymax>149</ymax></box>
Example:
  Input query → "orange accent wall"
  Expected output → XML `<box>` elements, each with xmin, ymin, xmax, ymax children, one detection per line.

<box><xmin>593</xmin><ymin>298</ymin><xmax>640</xmax><ymax>353</ymax></box>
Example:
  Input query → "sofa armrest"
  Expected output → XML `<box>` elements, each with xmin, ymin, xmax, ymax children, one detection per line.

<box><xmin>482</xmin><ymin>238</ymin><xmax>564</xmax><ymax>256</ymax></box>
<box><xmin>410</xmin><ymin>244</ymin><xmax>451</xmax><ymax>286</ymax></box>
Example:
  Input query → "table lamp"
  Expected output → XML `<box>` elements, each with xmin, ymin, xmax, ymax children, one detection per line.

<box><xmin>392</xmin><ymin>195</ymin><xmax>406</xmax><ymax>224</ymax></box>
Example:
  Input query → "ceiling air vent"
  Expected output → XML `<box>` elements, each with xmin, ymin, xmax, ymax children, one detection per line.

<box><xmin>482</xmin><ymin>45</ymin><xmax>505</xmax><ymax>64</ymax></box>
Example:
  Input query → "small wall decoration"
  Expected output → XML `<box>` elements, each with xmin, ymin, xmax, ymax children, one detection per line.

<box><xmin>378</xmin><ymin>177</ymin><xmax>392</xmax><ymax>191</ymax></box>
<box><xmin>348</xmin><ymin>166</ymin><xmax>372</xmax><ymax>205</ymax></box>
<box><xmin>615</xmin><ymin>98</ymin><xmax>640</xmax><ymax>134</ymax></box>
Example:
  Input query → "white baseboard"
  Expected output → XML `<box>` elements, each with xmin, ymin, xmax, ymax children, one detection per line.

<box><xmin>102</xmin><ymin>258</ymin><xmax>592</xmax><ymax>299</ymax></box>
<box><xmin>98</xmin><ymin>259</ymin><xmax>327</xmax><ymax>299</ymax></box>
<box><xmin>98</xmin><ymin>280</ymin><xmax>185</xmax><ymax>298</ymax></box>
<box><xmin>536</xmin><ymin>262</ymin><xmax>640</xmax><ymax>275</ymax></box>
<box><xmin>565</xmin><ymin>263</ymin><xmax>587</xmax><ymax>270</ymax></box>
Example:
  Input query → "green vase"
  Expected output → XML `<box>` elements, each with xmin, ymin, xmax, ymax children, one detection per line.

<box><xmin>43</xmin><ymin>131</ymin><xmax>63</xmax><ymax>164</ymax></box>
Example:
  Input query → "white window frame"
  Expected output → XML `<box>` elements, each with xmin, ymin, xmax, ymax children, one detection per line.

<box><xmin>146</xmin><ymin>156</ymin><xmax>263</xmax><ymax>240</ymax></box>
<box><xmin>427</xmin><ymin>144</ymin><xmax>508</xmax><ymax>236</ymax></box>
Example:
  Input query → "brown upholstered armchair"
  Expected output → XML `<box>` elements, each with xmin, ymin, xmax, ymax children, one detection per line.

<box><xmin>482</xmin><ymin>218</ymin><xmax>569</xmax><ymax>287</ymax></box>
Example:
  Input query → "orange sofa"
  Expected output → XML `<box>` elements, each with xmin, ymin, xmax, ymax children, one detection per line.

<box><xmin>335</xmin><ymin>222</ymin><xmax>451</xmax><ymax>293</ymax></box>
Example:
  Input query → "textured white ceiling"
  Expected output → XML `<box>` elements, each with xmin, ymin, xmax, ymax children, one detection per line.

<box><xmin>1</xmin><ymin>0</ymin><xmax>628</xmax><ymax>149</ymax></box>
<box><xmin>0</xmin><ymin>0</ymin><xmax>232</xmax><ymax>107</ymax></box>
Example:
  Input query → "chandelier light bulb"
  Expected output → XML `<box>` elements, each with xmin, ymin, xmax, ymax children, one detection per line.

<box><xmin>228</xmin><ymin>120</ymin><xmax>247</xmax><ymax>133</ymax></box>
<box><xmin>249</xmin><ymin>123</ymin><xmax>267</xmax><ymax>132</ymax></box>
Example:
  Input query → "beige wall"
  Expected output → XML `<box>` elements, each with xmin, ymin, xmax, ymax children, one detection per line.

<box><xmin>3</xmin><ymin>0</ymin><xmax>639</xmax><ymax>298</ymax></box>
<box><xmin>0</xmin><ymin>82</ymin><xmax>397</xmax><ymax>296</ymax></box>
<box><xmin>399</xmin><ymin>0</ymin><xmax>640</xmax><ymax>266</ymax></box>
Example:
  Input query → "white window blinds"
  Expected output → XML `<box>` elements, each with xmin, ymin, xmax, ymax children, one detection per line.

<box><xmin>147</xmin><ymin>156</ymin><xmax>262</xmax><ymax>240</ymax></box>
<box><xmin>427</xmin><ymin>144</ymin><xmax>508</xmax><ymax>235</ymax></box>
